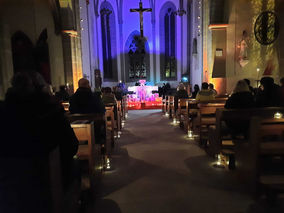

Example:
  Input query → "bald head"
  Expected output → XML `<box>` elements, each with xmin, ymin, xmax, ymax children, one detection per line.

<box><xmin>78</xmin><ymin>78</ymin><xmax>90</xmax><ymax>89</ymax></box>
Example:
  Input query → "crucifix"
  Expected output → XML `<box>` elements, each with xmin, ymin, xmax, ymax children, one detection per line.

<box><xmin>130</xmin><ymin>0</ymin><xmax>152</xmax><ymax>38</ymax></box>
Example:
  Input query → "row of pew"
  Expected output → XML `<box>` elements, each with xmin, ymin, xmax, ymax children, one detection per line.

<box><xmin>48</xmin><ymin>96</ymin><xmax>128</xmax><ymax>213</ymax></box>
<box><xmin>162</xmin><ymin>95</ymin><xmax>284</xmax><ymax>200</ymax></box>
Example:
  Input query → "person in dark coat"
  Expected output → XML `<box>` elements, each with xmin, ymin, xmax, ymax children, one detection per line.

<box><xmin>209</xmin><ymin>83</ymin><xmax>217</xmax><ymax>96</ymax></box>
<box><xmin>69</xmin><ymin>78</ymin><xmax>105</xmax><ymax>114</ymax></box>
<box><xmin>243</xmin><ymin>78</ymin><xmax>255</xmax><ymax>95</ymax></box>
<box><xmin>113</xmin><ymin>86</ymin><xmax>123</xmax><ymax>101</ymax></box>
<box><xmin>225</xmin><ymin>80</ymin><xmax>255</xmax><ymax>109</ymax></box>
<box><xmin>69</xmin><ymin>78</ymin><xmax>106</xmax><ymax>145</ymax></box>
<box><xmin>0</xmin><ymin>72</ymin><xmax>79</xmax><ymax>213</ymax></box>
<box><xmin>255</xmin><ymin>77</ymin><xmax>281</xmax><ymax>107</ymax></box>
<box><xmin>191</xmin><ymin>84</ymin><xmax>200</xmax><ymax>99</ymax></box>
<box><xmin>224</xmin><ymin>80</ymin><xmax>255</xmax><ymax>137</ymax></box>
<box><xmin>55</xmin><ymin>85</ymin><xmax>70</xmax><ymax>102</ymax></box>
<box><xmin>174</xmin><ymin>83</ymin><xmax>189</xmax><ymax>112</ymax></box>
<box><xmin>279</xmin><ymin>77</ymin><xmax>284</xmax><ymax>107</ymax></box>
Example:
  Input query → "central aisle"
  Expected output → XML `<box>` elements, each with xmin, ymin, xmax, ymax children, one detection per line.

<box><xmin>89</xmin><ymin>110</ymin><xmax>253</xmax><ymax>213</ymax></box>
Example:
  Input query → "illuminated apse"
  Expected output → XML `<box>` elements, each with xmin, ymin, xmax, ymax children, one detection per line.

<box><xmin>127</xmin><ymin>80</ymin><xmax>162</xmax><ymax>110</ymax></box>
<box><xmin>79</xmin><ymin>0</ymin><xmax>204</xmax><ymax>90</ymax></box>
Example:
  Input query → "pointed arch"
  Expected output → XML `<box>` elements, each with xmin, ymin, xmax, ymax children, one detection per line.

<box><xmin>159</xmin><ymin>2</ymin><xmax>177</xmax><ymax>80</ymax></box>
<box><xmin>124</xmin><ymin>31</ymin><xmax>150</xmax><ymax>82</ymax></box>
<box><xmin>100</xmin><ymin>1</ymin><xmax>118</xmax><ymax>81</ymax></box>
<box><xmin>11</xmin><ymin>31</ymin><xmax>36</xmax><ymax>74</ymax></box>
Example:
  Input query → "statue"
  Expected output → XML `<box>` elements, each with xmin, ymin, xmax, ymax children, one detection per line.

<box><xmin>237</xmin><ymin>30</ymin><xmax>250</xmax><ymax>68</ymax></box>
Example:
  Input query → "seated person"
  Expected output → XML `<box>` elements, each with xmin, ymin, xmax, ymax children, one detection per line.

<box><xmin>102</xmin><ymin>87</ymin><xmax>118</xmax><ymax>120</ymax></box>
<box><xmin>225</xmin><ymin>80</ymin><xmax>255</xmax><ymax>109</ymax></box>
<box><xmin>255</xmin><ymin>77</ymin><xmax>281</xmax><ymax>107</ymax></box>
<box><xmin>196</xmin><ymin>82</ymin><xmax>215</xmax><ymax>102</ymax></box>
<box><xmin>208</xmin><ymin>83</ymin><xmax>217</xmax><ymax>96</ymax></box>
<box><xmin>174</xmin><ymin>83</ymin><xmax>189</xmax><ymax>112</ymax></box>
<box><xmin>102</xmin><ymin>87</ymin><xmax>117</xmax><ymax>106</ymax></box>
<box><xmin>280</xmin><ymin>77</ymin><xmax>284</xmax><ymax>107</ymax></box>
<box><xmin>55</xmin><ymin>85</ymin><xmax>70</xmax><ymax>102</ymax></box>
<box><xmin>224</xmin><ymin>80</ymin><xmax>255</xmax><ymax>137</ymax></box>
<box><xmin>69</xmin><ymin>78</ymin><xmax>105</xmax><ymax>145</ymax></box>
<box><xmin>243</xmin><ymin>78</ymin><xmax>255</xmax><ymax>95</ymax></box>
<box><xmin>191</xmin><ymin>84</ymin><xmax>200</xmax><ymax>99</ymax></box>
<box><xmin>0</xmin><ymin>72</ymin><xmax>79</xmax><ymax>213</ymax></box>
<box><xmin>69</xmin><ymin>78</ymin><xmax>105</xmax><ymax>114</ymax></box>
<box><xmin>113</xmin><ymin>86</ymin><xmax>123</xmax><ymax>101</ymax></box>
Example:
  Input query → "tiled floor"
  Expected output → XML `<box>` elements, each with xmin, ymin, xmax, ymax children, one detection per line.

<box><xmin>85</xmin><ymin>110</ymin><xmax>284</xmax><ymax>213</ymax></box>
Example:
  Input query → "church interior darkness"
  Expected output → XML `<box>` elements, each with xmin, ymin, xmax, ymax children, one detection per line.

<box><xmin>1</xmin><ymin>0</ymin><xmax>284</xmax><ymax>212</ymax></box>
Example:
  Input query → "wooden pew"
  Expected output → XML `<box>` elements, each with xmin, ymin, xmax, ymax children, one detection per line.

<box><xmin>71</xmin><ymin>120</ymin><xmax>100</xmax><ymax>189</ymax></box>
<box><xmin>183</xmin><ymin>98</ymin><xmax>227</xmax><ymax>135</ymax></box>
<box><xmin>198</xmin><ymin>102</ymin><xmax>225</xmax><ymax>146</ymax></box>
<box><xmin>163</xmin><ymin>95</ymin><xmax>169</xmax><ymax>115</ymax></box>
<box><xmin>121</xmin><ymin>95</ymin><xmax>128</xmax><ymax>120</ymax></box>
<box><xmin>183</xmin><ymin>99</ymin><xmax>199</xmax><ymax>133</ymax></box>
<box><xmin>106</xmin><ymin>103</ymin><xmax>122</xmax><ymax>134</ymax></box>
<box><xmin>236</xmin><ymin>116</ymin><xmax>284</xmax><ymax>198</ymax></box>
<box><xmin>166</xmin><ymin>96</ymin><xmax>174</xmax><ymax>118</ymax></box>
<box><xmin>177</xmin><ymin>98</ymin><xmax>189</xmax><ymax>130</ymax></box>
<box><xmin>208</xmin><ymin>107</ymin><xmax>284</xmax><ymax>168</ymax></box>
<box><xmin>117</xmin><ymin>101</ymin><xmax>122</xmax><ymax>131</ymax></box>
<box><xmin>162</xmin><ymin>97</ymin><xmax>167</xmax><ymax>113</ymax></box>
<box><xmin>61</xmin><ymin>101</ymin><xmax>70</xmax><ymax>112</ymax></box>
<box><xmin>66</xmin><ymin>113</ymin><xmax>109</xmax><ymax>155</ymax></box>
<box><xmin>48</xmin><ymin>146</ymin><xmax>64</xmax><ymax>213</ymax></box>
<box><xmin>105</xmin><ymin>106</ymin><xmax>116</xmax><ymax>147</ymax></box>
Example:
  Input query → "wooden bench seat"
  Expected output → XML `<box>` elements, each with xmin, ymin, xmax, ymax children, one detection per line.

<box><xmin>260</xmin><ymin>142</ymin><xmax>284</xmax><ymax>155</ymax></box>
<box><xmin>105</xmin><ymin>105</ymin><xmax>116</xmax><ymax>146</ymax></box>
<box><xmin>71</xmin><ymin>120</ymin><xmax>100</xmax><ymax>189</ymax></box>
<box><xmin>198</xmin><ymin>102</ymin><xmax>225</xmax><ymax>146</ymax></box>
<box><xmin>260</xmin><ymin>175</ymin><xmax>284</xmax><ymax>185</ymax></box>
<box><xmin>207</xmin><ymin>107</ymin><xmax>284</xmax><ymax>159</ymax></box>
<box><xmin>66</xmin><ymin>113</ymin><xmax>109</xmax><ymax>155</ymax></box>
<box><xmin>236</xmin><ymin>117</ymin><xmax>284</xmax><ymax>198</ymax></box>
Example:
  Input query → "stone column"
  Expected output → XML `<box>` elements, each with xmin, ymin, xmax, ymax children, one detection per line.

<box><xmin>0</xmin><ymin>23</ymin><xmax>13</xmax><ymax>99</ymax></box>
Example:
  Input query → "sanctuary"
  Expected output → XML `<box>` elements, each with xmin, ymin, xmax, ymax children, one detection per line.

<box><xmin>127</xmin><ymin>80</ymin><xmax>162</xmax><ymax>109</ymax></box>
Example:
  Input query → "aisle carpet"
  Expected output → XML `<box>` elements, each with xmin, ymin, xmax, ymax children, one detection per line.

<box><xmin>86</xmin><ymin>110</ymin><xmax>284</xmax><ymax>213</ymax></box>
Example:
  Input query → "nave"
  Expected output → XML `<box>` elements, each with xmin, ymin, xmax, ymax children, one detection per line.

<box><xmin>86</xmin><ymin>110</ymin><xmax>280</xmax><ymax>213</ymax></box>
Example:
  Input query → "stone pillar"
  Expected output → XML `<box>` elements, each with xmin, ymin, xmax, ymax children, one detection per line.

<box><xmin>209</xmin><ymin>25</ymin><xmax>227</xmax><ymax>95</ymax></box>
<box><xmin>0</xmin><ymin>23</ymin><xmax>14</xmax><ymax>99</ymax></box>
<box><xmin>61</xmin><ymin>33</ymin><xmax>74</xmax><ymax>92</ymax></box>
<box><xmin>60</xmin><ymin>0</ymin><xmax>83</xmax><ymax>93</ymax></box>
<box><xmin>151</xmin><ymin>19</ymin><xmax>156</xmax><ymax>84</ymax></box>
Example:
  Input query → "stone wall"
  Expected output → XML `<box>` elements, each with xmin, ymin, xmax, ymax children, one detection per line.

<box><xmin>204</xmin><ymin>0</ymin><xmax>284</xmax><ymax>94</ymax></box>
<box><xmin>225</xmin><ymin>0</ymin><xmax>284</xmax><ymax>93</ymax></box>
<box><xmin>0</xmin><ymin>0</ymin><xmax>65</xmax><ymax>99</ymax></box>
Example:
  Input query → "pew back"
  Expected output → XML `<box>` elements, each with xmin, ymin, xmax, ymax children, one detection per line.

<box><xmin>71</xmin><ymin>120</ymin><xmax>98</xmax><ymax>189</ymax></box>
<box><xmin>237</xmin><ymin>117</ymin><xmax>284</xmax><ymax>196</ymax></box>
<box><xmin>209</xmin><ymin>107</ymin><xmax>284</xmax><ymax>157</ymax></box>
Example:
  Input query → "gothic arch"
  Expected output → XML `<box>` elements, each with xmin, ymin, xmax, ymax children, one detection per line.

<box><xmin>11</xmin><ymin>31</ymin><xmax>36</xmax><ymax>74</ymax></box>
<box><xmin>124</xmin><ymin>31</ymin><xmax>150</xmax><ymax>82</ymax></box>
<box><xmin>159</xmin><ymin>1</ymin><xmax>177</xmax><ymax>81</ymax></box>
<box><xmin>35</xmin><ymin>29</ymin><xmax>51</xmax><ymax>84</ymax></box>
<box><xmin>100</xmin><ymin>1</ymin><xmax>118</xmax><ymax>81</ymax></box>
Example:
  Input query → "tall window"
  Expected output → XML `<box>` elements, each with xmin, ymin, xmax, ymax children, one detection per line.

<box><xmin>125</xmin><ymin>31</ymin><xmax>150</xmax><ymax>82</ymax></box>
<box><xmin>160</xmin><ymin>3</ymin><xmax>177</xmax><ymax>80</ymax></box>
<box><xmin>100</xmin><ymin>2</ymin><xmax>117</xmax><ymax>81</ymax></box>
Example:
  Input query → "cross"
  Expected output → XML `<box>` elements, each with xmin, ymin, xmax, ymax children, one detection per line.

<box><xmin>130</xmin><ymin>0</ymin><xmax>152</xmax><ymax>38</ymax></box>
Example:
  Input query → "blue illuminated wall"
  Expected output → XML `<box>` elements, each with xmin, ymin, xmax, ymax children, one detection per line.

<box><xmin>159</xmin><ymin>2</ymin><xmax>177</xmax><ymax>81</ymax></box>
<box><xmin>79</xmin><ymin>0</ymin><xmax>203</xmax><ymax>88</ymax></box>
<box><xmin>100</xmin><ymin>1</ymin><xmax>118</xmax><ymax>81</ymax></box>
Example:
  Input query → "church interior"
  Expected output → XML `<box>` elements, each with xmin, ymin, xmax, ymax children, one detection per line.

<box><xmin>1</xmin><ymin>0</ymin><xmax>284</xmax><ymax>212</ymax></box>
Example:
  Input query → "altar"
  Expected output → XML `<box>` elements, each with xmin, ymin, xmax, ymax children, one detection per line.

<box><xmin>127</xmin><ymin>80</ymin><xmax>162</xmax><ymax>110</ymax></box>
